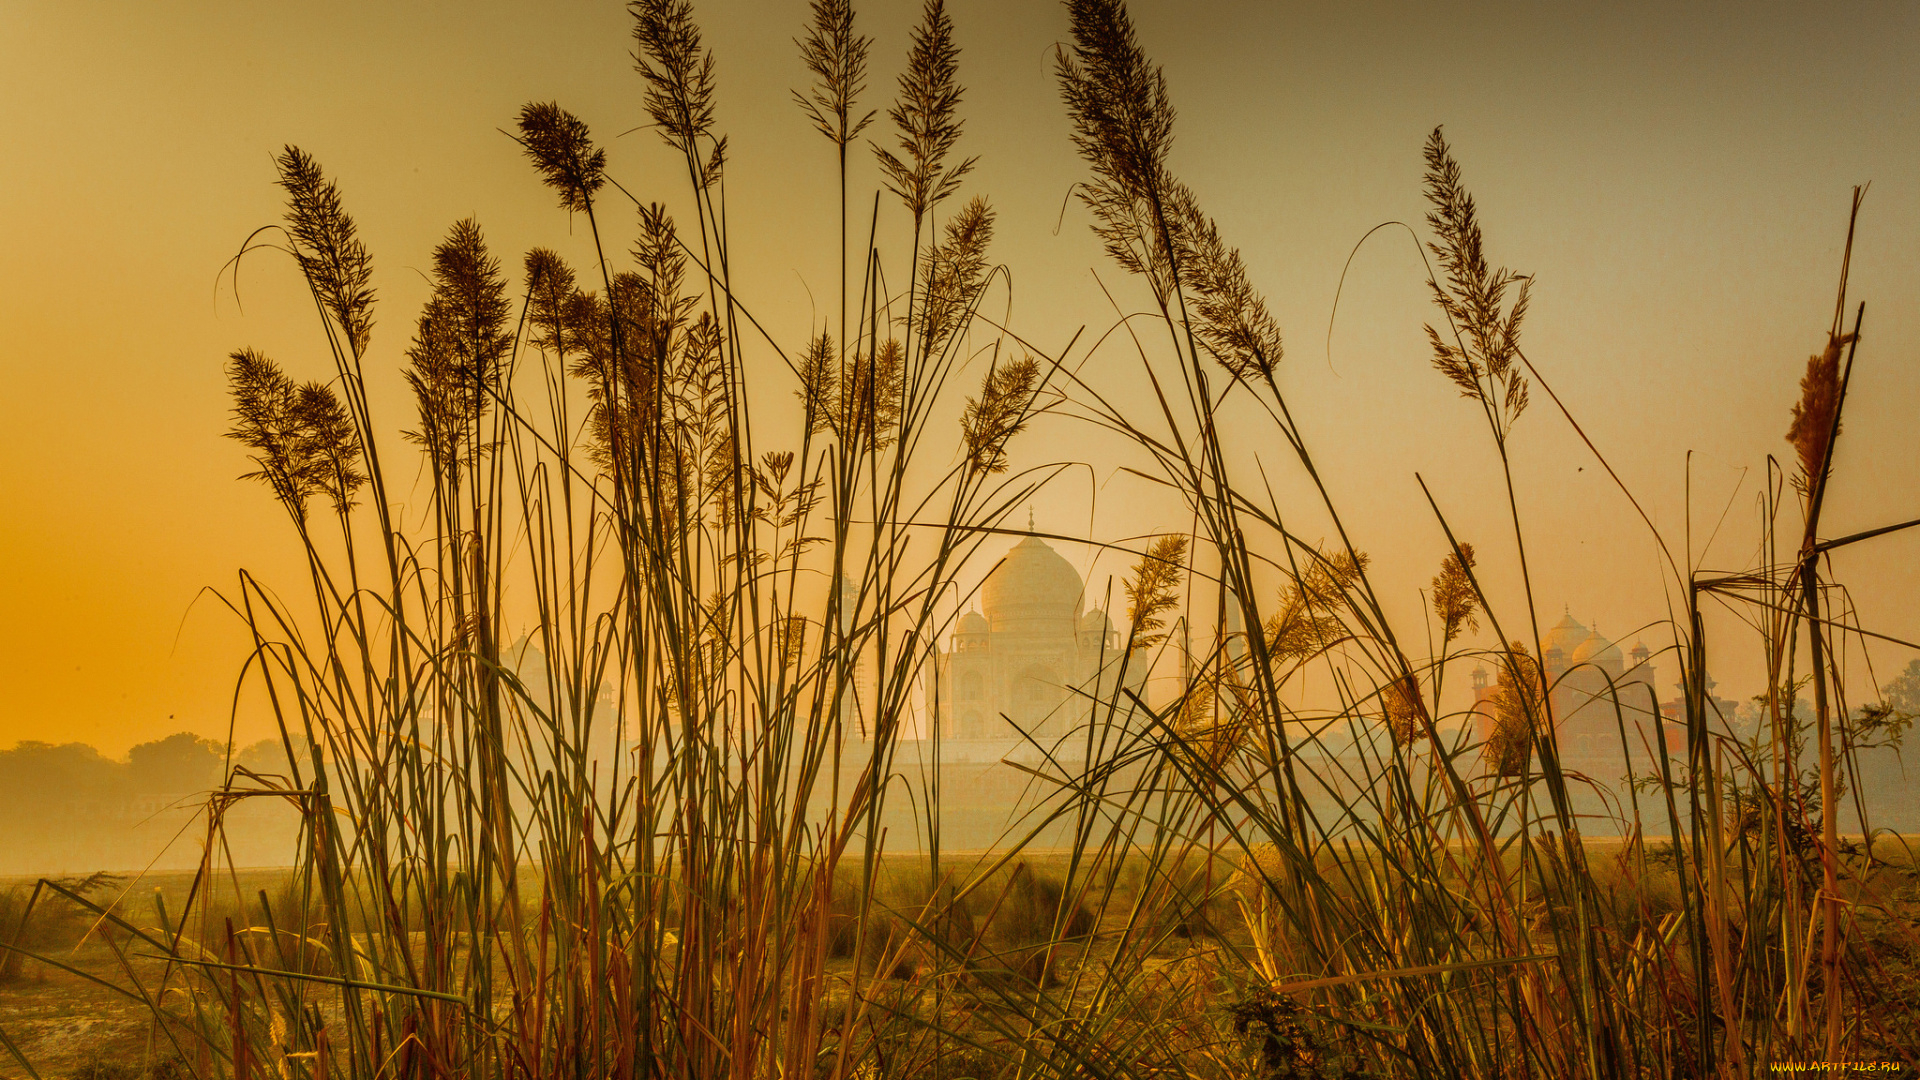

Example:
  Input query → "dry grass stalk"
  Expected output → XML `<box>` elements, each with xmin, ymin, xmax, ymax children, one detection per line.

<box><xmin>794</xmin><ymin>0</ymin><xmax>874</xmax><ymax>150</ymax></box>
<box><xmin>1123</xmin><ymin>533</ymin><xmax>1188</xmax><ymax>651</ymax></box>
<box><xmin>275</xmin><ymin>146</ymin><xmax>375</xmax><ymax>358</ymax></box>
<box><xmin>630</xmin><ymin>0</ymin><xmax>717</xmax><ymax>158</ymax></box>
<box><xmin>1421</xmin><ymin>126</ymin><xmax>1530</xmax><ymax>440</ymax></box>
<box><xmin>874</xmin><ymin>0</ymin><xmax>974</xmax><ymax>226</ymax></box>
<box><xmin>958</xmin><ymin>355</ymin><xmax>1039</xmax><ymax>474</ymax></box>
<box><xmin>1431</xmin><ymin>542</ymin><xmax>1480</xmax><ymax>645</ymax></box>
<box><xmin>1786</xmin><ymin>331</ymin><xmax>1853</xmax><ymax>495</ymax></box>
<box><xmin>515</xmin><ymin>102</ymin><xmax>607</xmax><ymax>214</ymax></box>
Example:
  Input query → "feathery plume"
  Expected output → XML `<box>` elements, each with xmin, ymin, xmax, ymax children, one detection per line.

<box><xmin>403</xmin><ymin>219</ymin><xmax>511</xmax><ymax>478</ymax></box>
<box><xmin>631</xmin><ymin>0</ymin><xmax>718</xmax><ymax>157</ymax></box>
<box><xmin>1169</xmin><ymin>186</ymin><xmax>1283</xmax><ymax>379</ymax></box>
<box><xmin>275</xmin><ymin>147</ymin><xmax>375</xmax><ymax>357</ymax></box>
<box><xmin>1056</xmin><ymin>0</ymin><xmax>1175</xmax><ymax>298</ymax></box>
<box><xmin>1057</xmin><ymin>1</ymin><xmax>1281</xmax><ymax>379</ymax></box>
<box><xmin>630</xmin><ymin>203</ymin><xmax>694</xmax><ymax>364</ymax></box>
<box><xmin>874</xmin><ymin>0</ymin><xmax>975</xmax><ymax>225</ymax></box>
<box><xmin>918</xmin><ymin>196</ymin><xmax>995</xmax><ymax>359</ymax></box>
<box><xmin>1173</xmin><ymin>675</ymin><xmax>1217</xmax><ymax>736</ymax></box>
<box><xmin>516</xmin><ymin>102</ymin><xmax>607</xmax><ymax>214</ymax></box>
<box><xmin>1786</xmin><ymin>332</ymin><xmax>1852</xmax><ymax>495</ymax></box>
<box><xmin>959</xmin><ymin>355</ymin><xmax>1040</xmax><ymax>473</ymax></box>
<box><xmin>226</xmin><ymin>349</ymin><xmax>312</xmax><ymax>520</ymax></box>
<box><xmin>775</xmin><ymin>614</ymin><xmax>809</xmax><ymax>668</ymax></box>
<box><xmin>1264</xmin><ymin>550</ymin><xmax>1367</xmax><ymax>664</ymax></box>
<box><xmin>1421</xmin><ymin>127</ymin><xmax>1531</xmax><ymax>437</ymax></box>
<box><xmin>798</xmin><ymin>331</ymin><xmax>838</xmax><ymax>436</ymax></box>
<box><xmin>1384</xmin><ymin>673</ymin><xmax>1429</xmax><ymax>747</ymax></box>
<box><xmin>801</xmin><ymin>333</ymin><xmax>905</xmax><ymax>450</ymax></box>
<box><xmin>1124</xmin><ymin>533</ymin><xmax>1189</xmax><ymax>651</ymax></box>
<box><xmin>851</xmin><ymin>337</ymin><xmax>906</xmax><ymax>449</ymax></box>
<box><xmin>524</xmin><ymin>249</ymin><xmax>580</xmax><ymax>361</ymax></box>
<box><xmin>292</xmin><ymin>383</ymin><xmax>366</xmax><ymax>515</ymax></box>
<box><xmin>1431</xmin><ymin>543</ymin><xmax>1480</xmax><ymax>645</ymax></box>
<box><xmin>700</xmin><ymin>135</ymin><xmax>727</xmax><ymax>190</ymax></box>
<box><xmin>1485</xmin><ymin>641</ymin><xmax>1546</xmax><ymax>777</ymax></box>
<box><xmin>225</xmin><ymin>350</ymin><xmax>364</xmax><ymax>521</ymax></box>
<box><xmin>795</xmin><ymin>0</ymin><xmax>874</xmax><ymax>149</ymax></box>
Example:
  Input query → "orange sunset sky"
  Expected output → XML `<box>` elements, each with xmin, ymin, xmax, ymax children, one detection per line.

<box><xmin>2</xmin><ymin>0</ymin><xmax>1917</xmax><ymax>755</ymax></box>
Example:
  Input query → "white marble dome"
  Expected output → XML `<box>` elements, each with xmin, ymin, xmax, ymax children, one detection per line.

<box><xmin>982</xmin><ymin>535</ymin><xmax>1083</xmax><ymax>634</ymax></box>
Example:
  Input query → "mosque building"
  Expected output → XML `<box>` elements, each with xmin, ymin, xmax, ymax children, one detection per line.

<box><xmin>1471</xmin><ymin>610</ymin><xmax>1662</xmax><ymax>780</ymax></box>
<box><xmin>928</xmin><ymin>531</ymin><xmax>1147</xmax><ymax>751</ymax></box>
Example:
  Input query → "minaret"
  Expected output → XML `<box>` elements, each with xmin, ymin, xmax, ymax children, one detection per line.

<box><xmin>1224</xmin><ymin>582</ymin><xmax>1248</xmax><ymax>664</ymax></box>
<box><xmin>1471</xmin><ymin>664</ymin><xmax>1493</xmax><ymax>745</ymax></box>
<box><xmin>835</xmin><ymin>572</ymin><xmax>868</xmax><ymax>736</ymax></box>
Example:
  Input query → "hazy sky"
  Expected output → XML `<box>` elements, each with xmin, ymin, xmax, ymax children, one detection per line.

<box><xmin>2</xmin><ymin>1</ymin><xmax>1916</xmax><ymax>754</ymax></box>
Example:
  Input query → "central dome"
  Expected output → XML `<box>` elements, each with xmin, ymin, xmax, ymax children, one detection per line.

<box><xmin>1543</xmin><ymin>612</ymin><xmax>1589</xmax><ymax>659</ymax></box>
<box><xmin>982</xmin><ymin>535</ymin><xmax>1083</xmax><ymax>635</ymax></box>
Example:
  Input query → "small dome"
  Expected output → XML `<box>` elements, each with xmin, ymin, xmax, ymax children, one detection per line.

<box><xmin>1571</xmin><ymin>630</ymin><xmax>1621</xmax><ymax>667</ymax></box>
<box><xmin>1078</xmin><ymin>609</ymin><xmax>1113</xmax><ymax>633</ymax></box>
<box><xmin>981</xmin><ymin>535</ymin><xmax>1083</xmax><ymax>633</ymax></box>
<box><xmin>958</xmin><ymin>610</ymin><xmax>989</xmax><ymax>635</ymax></box>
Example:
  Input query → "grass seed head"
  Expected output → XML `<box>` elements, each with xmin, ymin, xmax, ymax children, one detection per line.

<box><xmin>524</xmin><ymin>248</ymin><xmax>580</xmax><ymax>360</ymax></box>
<box><xmin>1124</xmin><ymin>533</ymin><xmax>1189</xmax><ymax>649</ymax></box>
<box><xmin>795</xmin><ymin>0</ymin><xmax>875</xmax><ymax>149</ymax></box>
<box><xmin>874</xmin><ymin>0</ymin><xmax>974</xmax><ymax>223</ymax></box>
<box><xmin>225</xmin><ymin>350</ymin><xmax>364</xmax><ymax>520</ymax></box>
<box><xmin>1385</xmin><ymin>674</ymin><xmax>1429</xmax><ymax>747</ymax></box>
<box><xmin>1486</xmin><ymin>641</ymin><xmax>1546</xmax><ymax>776</ymax></box>
<box><xmin>960</xmin><ymin>355</ymin><xmax>1040</xmax><ymax>473</ymax></box>
<box><xmin>1787</xmin><ymin>332</ymin><xmax>1852</xmax><ymax>495</ymax></box>
<box><xmin>918</xmin><ymin>196</ymin><xmax>995</xmax><ymax>360</ymax></box>
<box><xmin>1431</xmin><ymin>542</ymin><xmax>1480</xmax><ymax>645</ymax></box>
<box><xmin>631</xmin><ymin>0</ymin><xmax>718</xmax><ymax>157</ymax></box>
<box><xmin>1263</xmin><ymin>549</ymin><xmax>1367</xmax><ymax>664</ymax></box>
<box><xmin>275</xmin><ymin>146</ymin><xmax>376</xmax><ymax>358</ymax></box>
<box><xmin>1421</xmin><ymin>126</ymin><xmax>1531</xmax><ymax>438</ymax></box>
<box><xmin>403</xmin><ymin>219</ymin><xmax>511</xmax><ymax>477</ymax></box>
<box><xmin>516</xmin><ymin>102</ymin><xmax>607</xmax><ymax>214</ymax></box>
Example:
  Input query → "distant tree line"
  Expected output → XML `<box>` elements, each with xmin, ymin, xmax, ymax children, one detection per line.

<box><xmin>0</xmin><ymin>733</ymin><xmax>301</xmax><ymax>876</ymax></box>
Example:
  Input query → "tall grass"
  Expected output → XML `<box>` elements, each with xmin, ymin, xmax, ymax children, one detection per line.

<box><xmin>10</xmin><ymin>1</ymin><xmax>1916</xmax><ymax>1078</ymax></box>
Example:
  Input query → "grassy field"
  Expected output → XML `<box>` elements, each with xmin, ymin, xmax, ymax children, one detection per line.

<box><xmin>6</xmin><ymin>832</ymin><xmax>1918</xmax><ymax>1076</ymax></box>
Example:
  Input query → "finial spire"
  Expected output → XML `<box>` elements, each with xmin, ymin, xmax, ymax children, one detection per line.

<box><xmin>1028</xmin><ymin>507</ymin><xmax>1035</xmax><ymax>532</ymax></box>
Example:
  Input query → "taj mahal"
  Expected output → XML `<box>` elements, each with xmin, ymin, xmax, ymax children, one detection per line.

<box><xmin>927</xmin><ymin>531</ymin><xmax>1147</xmax><ymax>750</ymax></box>
<box><xmin>1472</xmin><ymin>610</ymin><xmax>1664</xmax><ymax>781</ymax></box>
